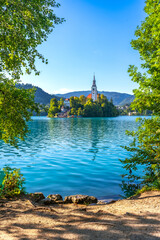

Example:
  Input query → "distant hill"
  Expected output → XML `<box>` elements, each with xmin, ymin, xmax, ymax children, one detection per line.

<box><xmin>56</xmin><ymin>91</ymin><xmax>134</xmax><ymax>106</ymax></box>
<box><xmin>16</xmin><ymin>83</ymin><xmax>61</xmax><ymax>105</ymax></box>
<box><xmin>16</xmin><ymin>84</ymin><xmax>134</xmax><ymax>106</ymax></box>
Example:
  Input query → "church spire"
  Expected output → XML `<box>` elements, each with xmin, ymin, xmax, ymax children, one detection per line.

<box><xmin>93</xmin><ymin>74</ymin><xmax>96</xmax><ymax>85</ymax></box>
<box><xmin>91</xmin><ymin>74</ymin><xmax>98</xmax><ymax>101</ymax></box>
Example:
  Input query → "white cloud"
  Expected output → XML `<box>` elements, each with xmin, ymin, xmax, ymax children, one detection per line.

<box><xmin>53</xmin><ymin>88</ymin><xmax>75</xmax><ymax>94</ymax></box>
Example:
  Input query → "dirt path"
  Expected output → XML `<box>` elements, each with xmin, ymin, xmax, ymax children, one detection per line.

<box><xmin>0</xmin><ymin>191</ymin><xmax>160</xmax><ymax>240</ymax></box>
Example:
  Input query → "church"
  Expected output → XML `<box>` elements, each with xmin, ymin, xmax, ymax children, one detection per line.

<box><xmin>63</xmin><ymin>75</ymin><xmax>98</xmax><ymax>109</ymax></box>
<box><xmin>87</xmin><ymin>74</ymin><xmax>98</xmax><ymax>101</ymax></box>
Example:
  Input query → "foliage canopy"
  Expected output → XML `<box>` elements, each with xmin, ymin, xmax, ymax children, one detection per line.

<box><xmin>0</xmin><ymin>74</ymin><xmax>39</xmax><ymax>146</ymax></box>
<box><xmin>0</xmin><ymin>0</ymin><xmax>64</xmax><ymax>146</ymax></box>
<box><xmin>121</xmin><ymin>0</ymin><xmax>160</xmax><ymax>196</ymax></box>
<box><xmin>0</xmin><ymin>0</ymin><xmax>64</xmax><ymax>78</ymax></box>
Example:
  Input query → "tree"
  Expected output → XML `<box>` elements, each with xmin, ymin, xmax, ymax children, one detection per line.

<box><xmin>77</xmin><ymin>107</ymin><xmax>83</xmax><ymax>116</ymax></box>
<box><xmin>0</xmin><ymin>74</ymin><xmax>38</xmax><ymax>146</ymax></box>
<box><xmin>100</xmin><ymin>94</ymin><xmax>106</xmax><ymax>103</ymax></box>
<box><xmin>48</xmin><ymin>98</ymin><xmax>59</xmax><ymax>117</ymax></box>
<box><xmin>0</xmin><ymin>1</ymin><xmax>64</xmax><ymax>146</ymax></box>
<box><xmin>50</xmin><ymin>98</ymin><xmax>58</xmax><ymax>107</ymax></box>
<box><xmin>68</xmin><ymin>95</ymin><xmax>118</xmax><ymax>118</ymax></box>
<box><xmin>0</xmin><ymin>0</ymin><xmax>64</xmax><ymax>78</ymax></box>
<box><xmin>48</xmin><ymin>106</ymin><xmax>59</xmax><ymax>117</ymax></box>
<box><xmin>121</xmin><ymin>0</ymin><xmax>160</xmax><ymax>196</ymax></box>
<box><xmin>83</xmin><ymin>99</ymin><xmax>94</xmax><ymax>117</ymax></box>
<box><xmin>79</xmin><ymin>95</ymin><xmax>86</xmax><ymax>105</ymax></box>
<box><xmin>58</xmin><ymin>98</ymin><xmax>64</xmax><ymax>110</ymax></box>
<box><xmin>70</xmin><ymin>108</ymin><xmax>77</xmax><ymax>116</ymax></box>
<box><xmin>70</xmin><ymin>96</ymin><xmax>82</xmax><ymax>109</ymax></box>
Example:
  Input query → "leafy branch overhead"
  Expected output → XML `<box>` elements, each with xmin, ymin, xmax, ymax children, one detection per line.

<box><xmin>0</xmin><ymin>1</ymin><xmax>64</xmax><ymax>146</ymax></box>
<box><xmin>0</xmin><ymin>0</ymin><xmax>64</xmax><ymax>79</ymax></box>
<box><xmin>128</xmin><ymin>0</ymin><xmax>160</xmax><ymax>115</ymax></box>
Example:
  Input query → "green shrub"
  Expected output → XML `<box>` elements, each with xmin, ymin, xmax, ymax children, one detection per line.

<box><xmin>120</xmin><ymin>181</ymin><xmax>141</xmax><ymax>198</ymax></box>
<box><xmin>121</xmin><ymin>171</ymin><xmax>160</xmax><ymax>198</ymax></box>
<box><xmin>0</xmin><ymin>167</ymin><xmax>25</xmax><ymax>198</ymax></box>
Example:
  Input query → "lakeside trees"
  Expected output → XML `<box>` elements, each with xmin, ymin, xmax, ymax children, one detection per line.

<box><xmin>48</xmin><ymin>94</ymin><xmax>119</xmax><ymax>118</ymax></box>
<box><xmin>82</xmin><ymin>95</ymin><xmax>118</xmax><ymax>117</ymax></box>
<box><xmin>0</xmin><ymin>1</ymin><xmax>64</xmax><ymax>146</ymax></box>
<box><xmin>0</xmin><ymin>75</ymin><xmax>39</xmax><ymax>146</ymax></box>
<box><xmin>121</xmin><ymin>0</ymin><xmax>160</xmax><ymax>196</ymax></box>
<box><xmin>48</xmin><ymin>98</ymin><xmax>61</xmax><ymax>117</ymax></box>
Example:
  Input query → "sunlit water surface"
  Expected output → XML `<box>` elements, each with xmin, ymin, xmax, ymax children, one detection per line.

<box><xmin>0</xmin><ymin>116</ymin><xmax>141</xmax><ymax>200</ymax></box>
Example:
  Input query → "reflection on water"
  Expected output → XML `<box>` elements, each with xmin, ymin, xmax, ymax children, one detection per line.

<box><xmin>0</xmin><ymin>116</ymin><xmax>139</xmax><ymax>199</ymax></box>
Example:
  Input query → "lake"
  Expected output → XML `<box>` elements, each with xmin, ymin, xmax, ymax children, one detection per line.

<box><xmin>0</xmin><ymin>116</ymin><xmax>140</xmax><ymax>200</ymax></box>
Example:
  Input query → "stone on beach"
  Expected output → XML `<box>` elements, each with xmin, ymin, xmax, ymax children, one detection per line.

<box><xmin>29</xmin><ymin>192</ymin><xmax>45</xmax><ymax>202</ymax></box>
<box><xmin>47</xmin><ymin>194</ymin><xmax>63</xmax><ymax>202</ymax></box>
<box><xmin>64</xmin><ymin>194</ymin><xmax>98</xmax><ymax>204</ymax></box>
<box><xmin>40</xmin><ymin>198</ymin><xmax>54</xmax><ymax>205</ymax></box>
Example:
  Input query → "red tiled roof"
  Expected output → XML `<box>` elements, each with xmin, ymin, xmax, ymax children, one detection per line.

<box><xmin>87</xmin><ymin>94</ymin><xmax>92</xmax><ymax>99</ymax></box>
<box><xmin>87</xmin><ymin>94</ymin><xmax>99</xmax><ymax>99</ymax></box>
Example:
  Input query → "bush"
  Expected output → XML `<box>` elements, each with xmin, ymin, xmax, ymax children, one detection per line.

<box><xmin>0</xmin><ymin>167</ymin><xmax>25</xmax><ymax>198</ymax></box>
<box><xmin>121</xmin><ymin>181</ymin><xmax>141</xmax><ymax>198</ymax></box>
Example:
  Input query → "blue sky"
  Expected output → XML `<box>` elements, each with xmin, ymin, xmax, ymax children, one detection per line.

<box><xmin>21</xmin><ymin>0</ymin><xmax>146</xmax><ymax>94</ymax></box>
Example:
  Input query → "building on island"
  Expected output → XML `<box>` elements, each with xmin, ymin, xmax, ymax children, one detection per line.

<box><xmin>64</xmin><ymin>98</ymin><xmax>70</xmax><ymax>108</ymax></box>
<box><xmin>61</xmin><ymin>106</ymin><xmax>67</xmax><ymax>113</ymax></box>
<box><xmin>87</xmin><ymin>74</ymin><xmax>98</xmax><ymax>101</ymax></box>
<box><xmin>62</xmin><ymin>75</ymin><xmax>98</xmax><ymax>114</ymax></box>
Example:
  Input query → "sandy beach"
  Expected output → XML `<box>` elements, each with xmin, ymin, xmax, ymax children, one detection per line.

<box><xmin>0</xmin><ymin>191</ymin><xmax>160</xmax><ymax>240</ymax></box>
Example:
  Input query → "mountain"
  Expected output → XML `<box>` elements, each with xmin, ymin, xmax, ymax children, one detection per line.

<box><xmin>55</xmin><ymin>91</ymin><xmax>134</xmax><ymax>106</ymax></box>
<box><xmin>17</xmin><ymin>84</ymin><xmax>134</xmax><ymax>106</ymax></box>
<box><xmin>16</xmin><ymin>83</ymin><xmax>61</xmax><ymax>105</ymax></box>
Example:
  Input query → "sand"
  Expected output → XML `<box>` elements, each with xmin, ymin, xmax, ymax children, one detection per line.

<box><xmin>0</xmin><ymin>191</ymin><xmax>160</xmax><ymax>240</ymax></box>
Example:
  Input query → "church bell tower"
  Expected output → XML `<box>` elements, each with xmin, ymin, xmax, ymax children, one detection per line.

<box><xmin>91</xmin><ymin>74</ymin><xmax>98</xmax><ymax>101</ymax></box>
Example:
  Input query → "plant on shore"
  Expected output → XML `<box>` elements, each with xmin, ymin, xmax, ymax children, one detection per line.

<box><xmin>121</xmin><ymin>0</ymin><xmax>160</xmax><ymax>197</ymax></box>
<box><xmin>0</xmin><ymin>167</ymin><xmax>25</xmax><ymax>198</ymax></box>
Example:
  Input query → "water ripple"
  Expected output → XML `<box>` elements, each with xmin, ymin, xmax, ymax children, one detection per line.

<box><xmin>0</xmin><ymin>116</ymin><xmax>144</xmax><ymax>198</ymax></box>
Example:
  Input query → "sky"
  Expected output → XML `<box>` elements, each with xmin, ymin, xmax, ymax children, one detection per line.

<box><xmin>21</xmin><ymin>0</ymin><xmax>146</xmax><ymax>95</ymax></box>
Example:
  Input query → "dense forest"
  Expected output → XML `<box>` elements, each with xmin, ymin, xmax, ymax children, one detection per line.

<box><xmin>48</xmin><ymin>94</ymin><xmax>119</xmax><ymax>118</ymax></box>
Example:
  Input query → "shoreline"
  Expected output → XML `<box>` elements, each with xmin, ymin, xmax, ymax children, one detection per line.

<box><xmin>0</xmin><ymin>190</ymin><xmax>159</xmax><ymax>239</ymax></box>
<box><xmin>23</xmin><ymin>191</ymin><xmax>122</xmax><ymax>204</ymax></box>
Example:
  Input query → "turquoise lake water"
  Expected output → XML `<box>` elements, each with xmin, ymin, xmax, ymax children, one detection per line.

<box><xmin>0</xmin><ymin>116</ymin><xmax>140</xmax><ymax>200</ymax></box>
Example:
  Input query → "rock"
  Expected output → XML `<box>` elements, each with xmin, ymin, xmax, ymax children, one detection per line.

<box><xmin>88</xmin><ymin>196</ymin><xmax>98</xmax><ymax>204</ymax></box>
<box><xmin>64</xmin><ymin>195</ymin><xmax>98</xmax><ymax>204</ymax></box>
<box><xmin>63</xmin><ymin>196</ymin><xmax>73</xmax><ymax>204</ymax></box>
<box><xmin>47</xmin><ymin>194</ymin><xmax>63</xmax><ymax>202</ymax></box>
<box><xmin>29</xmin><ymin>192</ymin><xmax>45</xmax><ymax>202</ymax></box>
<box><xmin>40</xmin><ymin>198</ymin><xmax>54</xmax><ymax>205</ymax></box>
